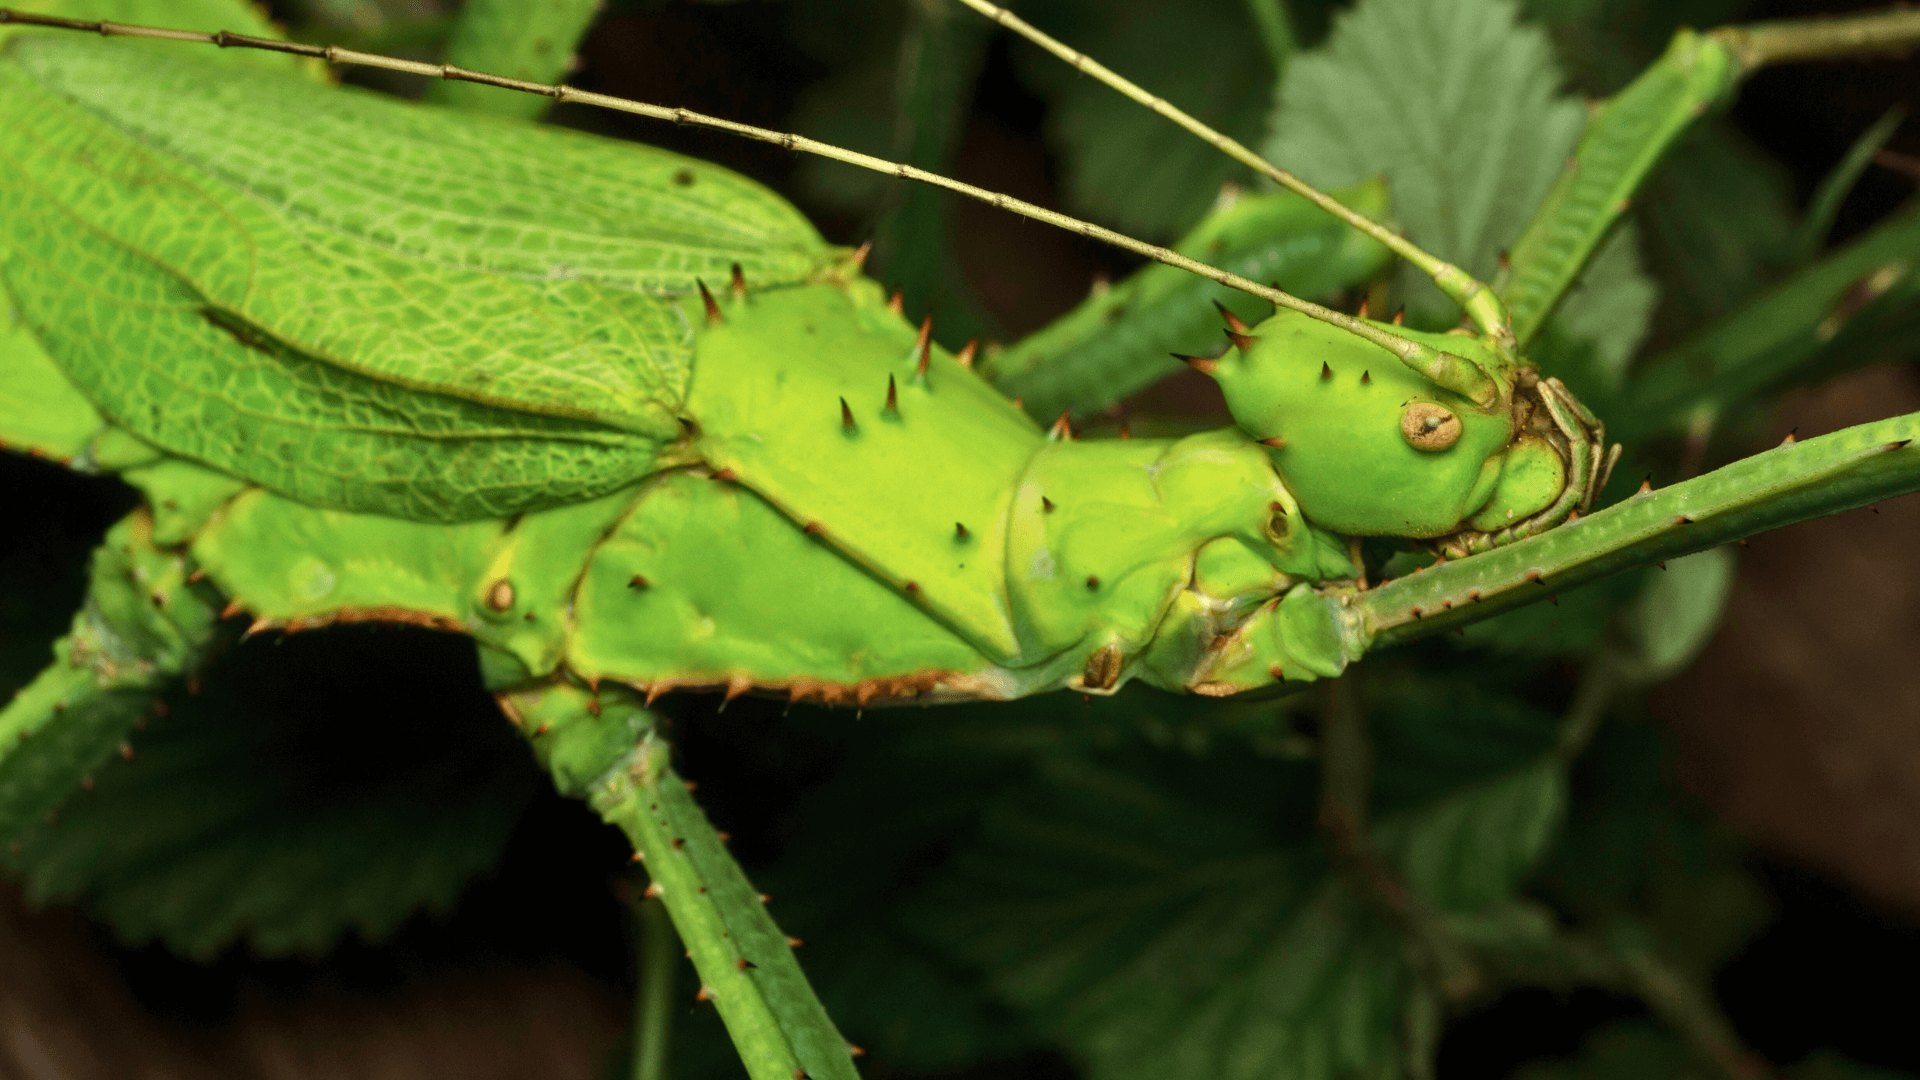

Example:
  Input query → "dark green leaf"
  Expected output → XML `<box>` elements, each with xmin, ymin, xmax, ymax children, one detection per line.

<box><xmin>5</xmin><ymin>628</ymin><xmax>537</xmax><ymax>958</ymax></box>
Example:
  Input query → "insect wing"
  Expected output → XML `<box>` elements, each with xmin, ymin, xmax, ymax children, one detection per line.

<box><xmin>0</xmin><ymin>36</ymin><xmax>838</xmax><ymax>518</ymax></box>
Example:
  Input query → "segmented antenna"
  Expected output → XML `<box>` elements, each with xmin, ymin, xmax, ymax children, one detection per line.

<box><xmin>950</xmin><ymin>0</ymin><xmax>1511</xmax><ymax>343</ymax></box>
<box><xmin>0</xmin><ymin>7</ymin><xmax>1497</xmax><ymax>405</ymax></box>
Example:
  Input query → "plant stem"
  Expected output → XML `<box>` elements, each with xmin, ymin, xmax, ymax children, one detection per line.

<box><xmin>634</xmin><ymin>895</ymin><xmax>676</xmax><ymax>1080</ymax></box>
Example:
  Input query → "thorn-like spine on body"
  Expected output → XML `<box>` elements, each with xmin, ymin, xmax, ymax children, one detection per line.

<box><xmin>1173</xmin><ymin>352</ymin><xmax>1217</xmax><ymax>375</ymax></box>
<box><xmin>697</xmin><ymin>280</ymin><xmax>723</xmax><ymax>325</ymax></box>
<box><xmin>729</xmin><ymin>262</ymin><xmax>747</xmax><ymax>300</ymax></box>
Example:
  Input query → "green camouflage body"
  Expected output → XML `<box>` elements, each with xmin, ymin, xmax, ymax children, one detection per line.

<box><xmin>0</xmin><ymin>35</ymin><xmax>1371</xmax><ymax>705</ymax></box>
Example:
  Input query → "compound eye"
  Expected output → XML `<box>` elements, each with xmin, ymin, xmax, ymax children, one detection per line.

<box><xmin>1400</xmin><ymin>402</ymin><xmax>1461</xmax><ymax>451</ymax></box>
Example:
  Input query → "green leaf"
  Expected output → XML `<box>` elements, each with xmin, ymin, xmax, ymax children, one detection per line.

<box><xmin>1262</xmin><ymin>0</ymin><xmax>1659</xmax><ymax>375</ymax></box>
<box><xmin>425</xmin><ymin>0</ymin><xmax>602</xmax><ymax>119</ymax></box>
<box><xmin>1623</xmin><ymin>547</ymin><xmax>1733</xmax><ymax>682</ymax></box>
<box><xmin>1795</xmin><ymin>107</ymin><xmax>1907</xmax><ymax>267</ymax></box>
<box><xmin>1622</xmin><ymin>202</ymin><xmax>1920</xmax><ymax>442</ymax></box>
<box><xmin>4</xmin><ymin>627</ymin><xmax>539</xmax><ymax>958</ymax></box>
<box><xmin>897</xmin><ymin>685</ymin><xmax>1563</xmax><ymax>1080</ymax></box>
<box><xmin>1633</xmin><ymin>123</ymin><xmax>1799</xmax><ymax>348</ymax></box>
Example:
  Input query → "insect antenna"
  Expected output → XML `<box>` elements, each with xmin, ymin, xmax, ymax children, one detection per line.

<box><xmin>950</xmin><ymin>0</ymin><xmax>1509</xmax><ymax>344</ymax></box>
<box><xmin>0</xmin><ymin>7</ymin><xmax>1495</xmax><ymax>404</ymax></box>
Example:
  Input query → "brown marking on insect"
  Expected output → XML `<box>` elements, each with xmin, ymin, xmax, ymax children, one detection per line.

<box><xmin>914</xmin><ymin>315</ymin><xmax>933</xmax><ymax>378</ymax></box>
<box><xmin>1086</xmin><ymin>575</ymin><xmax>1100</xmax><ymax>590</ymax></box>
<box><xmin>1212</xmin><ymin>299</ymin><xmax>1251</xmax><ymax>334</ymax></box>
<box><xmin>954</xmin><ymin>522</ymin><xmax>970</xmax><ymax>541</ymax></box>
<box><xmin>759</xmin><ymin>894</ymin><xmax>771</xmax><ymax>903</ymax></box>
<box><xmin>710</xmin><ymin>467</ymin><xmax>737</xmax><ymax>482</ymax></box>
<box><xmin>1042</xmin><ymin>496</ymin><xmax>1055</xmax><ymax>513</ymax></box>
<box><xmin>1467</xmin><ymin>590</ymin><xmax>1482</xmax><ymax>601</ymax></box>
<box><xmin>1173</xmin><ymin>352</ymin><xmax>1217</xmax><ymax>375</ymax></box>
<box><xmin>1637</xmin><ymin>476</ymin><xmax>1654</xmax><ymax>494</ymax></box>
<box><xmin>724</xmin><ymin>676</ymin><xmax>752</xmax><ymax>704</ymax></box>
<box><xmin>849</xmin><ymin>240</ymin><xmax>872</xmax><ymax>268</ymax></box>
<box><xmin>262</xmin><ymin>606</ymin><xmax>467</xmax><ymax>635</ymax></box>
<box><xmin>1392</xmin><ymin>307</ymin><xmax>1405</xmax><ymax>326</ymax></box>
<box><xmin>955</xmin><ymin>338</ymin><xmax>978</xmax><ymax>369</ymax></box>
<box><xmin>1890</xmin><ymin>440</ymin><xmax>1912</xmax><ymax>450</ymax></box>
<box><xmin>1442</xmin><ymin>600</ymin><xmax>1453</xmax><ymax>610</ymax></box>
<box><xmin>1355</xmin><ymin>296</ymin><xmax>1370</xmax><ymax>320</ymax></box>
<box><xmin>244</xmin><ymin>618</ymin><xmax>277</xmax><ymax>638</ymax></box>
<box><xmin>1010</xmin><ymin>397</ymin><xmax>1024</xmax><ymax>411</ymax></box>
<box><xmin>1656</xmin><ymin>561</ymin><xmax>1668</xmax><ymax>570</ymax></box>
<box><xmin>644</xmin><ymin>683</ymin><xmax>668</xmax><ymax>706</ymax></box>
<box><xmin>1118</xmin><ymin>418</ymin><xmax>1132</xmax><ymax>440</ymax></box>
<box><xmin>697</xmin><ymin>280</ymin><xmax>723</xmax><ymax>325</ymax></box>
<box><xmin>736</xmin><ymin>958</ymin><xmax>755</xmax><ymax>971</ymax></box>
<box><xmin>885</xmin><ymin>374</ymin><xmax>899</xmax><ymax>415</ymax></box>
<box><xmin>1320</xmin><ymin>362</ymin><xmax>1333</xmax><ymax>380</ymax></box>
<box><xmin>1410</xmin><ymin>606</ymin><xmax>1423</xmax><ymax>618</ymax></box>
<box><xmin>904</xmin><ymin>580</ymin><xmax>921</xmax><ymax>596</ymax></box>
<box><xmin>839</xmin><ymin>397</ymin><xmax>856</xmax><ymax>432</ymax></box>
<box><xmin>717</xmin><ymin>831</ymin><xmax>731</xmax><ymax>843</ymax></box>
<box><xmin>1269</xmin><ymin>500</ymin><xmax>1287</xmax><ymax>515</ymax></box>
<box><xmin>1779</xmin><ymin>430</ymin><xmax>1798</xmax><ymax>447</ymax></box>
<box><xmin>186</xmin><ymin>568</ymin><xmax>206</xmax><ymax>584</ymax></box>
<box><xmin>671</xmin><ymin>837</ymin><xmax>685</xmax><ymax>850</ymax></box>
<box><xmin>1526</xmin><ymin>570</ymin><xmax>1545</xmax><ymax>584</ymax></box>
<box><xmin>1361</xmin><ymin>370</ymin><xmax>1371</xmax><ymax>385</ymax></box>
<box><xmin>1082</xmin><ymin>643</ymin><xmax>1124</xmax><ymax>690</ymax></box>
<box><xmin>1049</xmin><ymin>411</ymin><xmax>1074</xmax><ymax>441</ymax></box>
<box><xmin>118</xmin><ymin>741</ymin><xmax>134</xmax><ymax>761</ymax></box>
<box><xmin>586</xmin><ymin>697</ymin><xmax>601</xmax><ymax>718</ymax></box>
<box><xmin>787</xmin><ymin>936</ymin><xmax>804</xmax><ymax>948</ymax></box>
<box><xmin>1268</xmin><ymin>662</ymin><xmax>1285</xmax><ymax>681</ymax></box>
<box><xmin>887</xmin><ymin>289</ymin><xmax>904</xmax><ymax>316</ymax></box>
<box><xmin>149</xmin><ymin>587</ymin><xmax>169</xmax><ymax>608</ymax></box>
<box><xmin>850</xmin><ymin>1047</ymin><xmax>866</xmax><ymax>1059</ymax></box>
<box><xmin>729</xmin><ymin>262</ymin><xmax>747</xmax><ymax>301</ymax></box>
<box><xmin>643</xmin><ymin>881</ymin><xmax>663</xmax><ymax>898</ymax></box>
<box><xmin>534</xmin><ymin>722</ymin><xmax>552</xmax><ymax>736</ymax></box>
<box><xmin>803</xmin><ymin>521</ymin><xmax>825</xmax><ymax>535</ymax></box>
<box><xmin>1225</xmin><ymin>329</ymin><xmax>1257</xmax><ymax>352</ymax></box>
<box><xmin>695</xmin><ymin>986</ymin><xmax>713</xmax><ymax>1003</ymax></box>
<box><xmin>629</xmin><ymin>574</ymin><xmax>650</xmax><ymax>589</ymax></box>
<box><xmin>219</xmin><ymin>600</ymin><xmax>246</xmax><ymax>620</ymax></box>
<box><xmin>1672</xmin><ymin>515</ymin><xmax>1692</xmax><ymax>525</ymax></box>
<box><xmin>485</xmin><ymin>578</ymin><xmax>515</xmax><ymax>611</ymax></box>
<box><xmin>1400</xmin><ymin>403</ymin><xmax>1461</xmax><ymax>451</ymax></box>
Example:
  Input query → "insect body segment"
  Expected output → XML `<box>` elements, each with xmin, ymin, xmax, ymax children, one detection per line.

<box><xmin>1201</xmin><ymin>307</ymin><xmax>1612</xmax><ymax>552</ymax></box>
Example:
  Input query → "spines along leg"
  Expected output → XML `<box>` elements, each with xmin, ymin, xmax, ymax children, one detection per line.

<box><xmin>499</xmin><ymin>682</ymin><xmax>858</xmax><ymax>1080</ymax></box>
<box><xmin>0</xmin><ymin>508</ymin><xmax>224</xmax><ymax>839</ymax></box>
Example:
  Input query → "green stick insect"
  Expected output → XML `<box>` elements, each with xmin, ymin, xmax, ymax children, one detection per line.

<box><xmin>3</xmin><ymin>2</ymin><xmax>1920</xmax><ymax>1076</ymax></box>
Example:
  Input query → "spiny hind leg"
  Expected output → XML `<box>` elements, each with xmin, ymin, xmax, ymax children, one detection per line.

<box><xmin>1</xmin><ymin>508</ymin><xmax>225</xmax><ymax>840</ymax></box>
<box><xmin>496</xmin><ymin>681</ymin><xmax>855</xmax><ymax>1079</ymax></box>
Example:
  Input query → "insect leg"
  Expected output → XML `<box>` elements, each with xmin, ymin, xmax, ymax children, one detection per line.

<box><xmin>498</xmin><ymin>682</ymin><xmax>858</xmax><ymax>1080</ymax></box>
<box><xmin>0</xmin><ymin>508</ymin><xmax>224</xmax><ymax>840</ymax></box>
